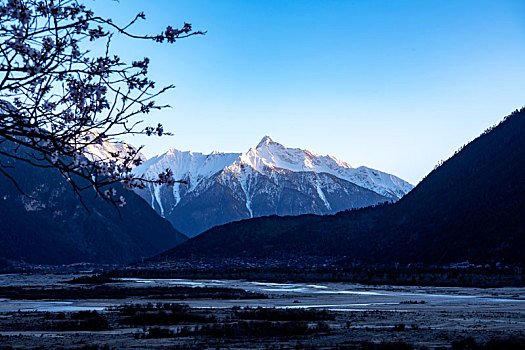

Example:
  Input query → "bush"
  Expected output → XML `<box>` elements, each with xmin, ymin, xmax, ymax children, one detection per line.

<box><xmin>135</xmin><ymin>327</ymin><xmax>176</xmax><ymax>339</ymax></box>
<box><xmin>49</xmin><ymin>311</ymin><xmax>109</xmax><ymax>331</ymax></box>
<box><xmin>235</xmin><ymin>307</ymin><xmax>335</xmax><ymax>321</ymax></box>
<box><xmin>66</xmin><ymin>275</ymin><xmax>117</xmax><ymax>284</ymax></box>
<box><xmin>452</xmin><ymin>336</ymin><xmax>525</xmax><ymax>350</ymax></box>
<box><xmin>112</xmin><ymin>303</ymin><xmax>214</xmax><ymax>325</ymax></box>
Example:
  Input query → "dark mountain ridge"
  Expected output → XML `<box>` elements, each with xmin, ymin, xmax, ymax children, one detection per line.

<box><xmin>0</xmin><ymin>141</ymin><xmax>187</xmax><ymax>265</ymax></box>
<box><xmin>157</xmin><ymin>108</ymin><xmax>525</xmax><ymax>266</ymax></box>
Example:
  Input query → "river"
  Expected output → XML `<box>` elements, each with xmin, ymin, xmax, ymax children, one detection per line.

<box><xmin>0</xmin><ymin>275</ymin><xmax>524</xmax><ymax>313</ymax></box>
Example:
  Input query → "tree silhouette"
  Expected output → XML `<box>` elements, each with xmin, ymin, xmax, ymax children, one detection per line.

<box><xmin>0</xmin><ymin>0</ymin><xmax>202</xmax><ymax>205</ymax></box>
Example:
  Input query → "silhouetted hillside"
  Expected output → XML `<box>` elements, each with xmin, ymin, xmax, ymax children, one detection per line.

<box><xmin>157</xmin><ymin>108</ymin><xmax>525</xmax><ymax>266</ymax></box>
<box><xmin>0</xmin><ymin>141</ymin><xmax>187</xmax><ymax>265</ymax></box>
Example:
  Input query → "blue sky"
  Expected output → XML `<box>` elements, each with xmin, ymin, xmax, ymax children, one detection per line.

<box><xmin>91</xmin><ymin>0</ymin><xmax>525</xmax><ymax>184</ymax></box>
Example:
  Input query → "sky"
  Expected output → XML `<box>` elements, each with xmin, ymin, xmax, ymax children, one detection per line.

<box><xmin>90</xmin><ymin>0</ymin><xmax>525</xmax><ymax>184</ymax></box>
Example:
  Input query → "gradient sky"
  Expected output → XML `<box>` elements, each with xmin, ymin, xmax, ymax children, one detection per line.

<box><xmin>90</xmin><ymin>0</ymin><xmax>525</xmax><ymax>184</ymax></box>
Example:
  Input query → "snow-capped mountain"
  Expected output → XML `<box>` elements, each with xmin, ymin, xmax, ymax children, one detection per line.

<box><xmin>237</xmin><ymin>136</ymin><xmax>412</xmax><ymax>199</ymax></box>
<box><xmin>133</xmin><ymin>136</ymin><xmax>414</xmax><ymax>237</ymax></box>
<box><xmin>84</xmin><ymin>132</ymin><xmax>147</xmax><ymax>166</ymax></box>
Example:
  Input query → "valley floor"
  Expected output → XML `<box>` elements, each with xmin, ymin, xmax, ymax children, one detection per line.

<box><xmin>0</xmin><ymin>274</ymin><xmax>524</xmax><ymax>349</ymax></box>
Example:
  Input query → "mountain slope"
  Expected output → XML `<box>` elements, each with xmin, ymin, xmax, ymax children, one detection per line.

<box><xmin>133</xmin><ymin>137</ymin><xmax>413</xmax><ymax>236</ymax></box>
<box><xmin>157</xmin><ymin>109</ymin><xmax>525</xmax><ymax>266</ymax></box>
<box><xmin>0</xmin><ymin>141</ymin><xmax>187</xmax><ymax>265</ymax></box>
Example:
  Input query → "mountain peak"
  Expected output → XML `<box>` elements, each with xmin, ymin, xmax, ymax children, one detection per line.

<box><xmin>257</xmin><ymin>135</ymin><xmax>274</xmax><ymax>148</ymax></box>
<box><xmin>132</xmin><ymin>135</ymin><xmax>414</xmax><ymax>236</ymax></box>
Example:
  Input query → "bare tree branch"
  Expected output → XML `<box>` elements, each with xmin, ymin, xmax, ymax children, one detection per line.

<box><xmin>0</xmin><ymin>0</ymin><xmax>199</xmax><ymax>206</ymax></box>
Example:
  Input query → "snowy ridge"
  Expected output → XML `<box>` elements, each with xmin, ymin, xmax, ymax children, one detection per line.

<box><xmin>242</xmin><ymin>135</ymin><xmax>353</xmax><ymax>173</ymax></box>
<box><xmin>226</xmin><ymin>136</ymin><xmax>413</xmax><ymax>199</ymax></box>
<box><xmin>134</xmin><ymin>136</ymin><xmax>413</xmax><ymax>201</ymax></box>
<box><xmin>134</xmin><ymin>149</ymin><xmax>241</xmax><ymax>190</ymax></box>
<box><xmin>85</xmin><ymin>139</ymin><xmax>146</xmax><ymax>166</ymax></box>
<box><xmin>132</xmin><ymin>136</ymin><xmax>414</xmax><ymax>235</ymax></box>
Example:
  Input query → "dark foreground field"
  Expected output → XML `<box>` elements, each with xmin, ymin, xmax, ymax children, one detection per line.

<box><xmin>0</xmin><ymin>274</ymin><xmax>524</xmax><ymax>349</ymax></box>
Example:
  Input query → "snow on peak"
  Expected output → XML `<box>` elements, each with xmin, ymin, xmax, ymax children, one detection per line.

<box><xmin>257</xmin><ymin>135</ymin><xmax>275</xmax><ymax>148</ymax></box>
<box><xmin>133</xmin><ymin>148</ymin><xmax>241</xmax><ymax>190</ymax></box>
<box><xmin>84</xmin><ymin>131</ymin><xmax>146</xmax><ymax>167</ymax></box>
<box><xmin>233</xmin><ymin>136</ymin><xmax>412</xmax><ymax>198</ymax></box>
<box><xmin>239</xmin><ymin>136</ymin><xmax>353</xmax><ymax>175</ymax></box>
<box><xmin>134</xmin><ymin>136</ymin><xmax>413</xmax><ymax>199</ymax></box>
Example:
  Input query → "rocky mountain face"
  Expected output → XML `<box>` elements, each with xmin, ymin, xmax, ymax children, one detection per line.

<box><xmin>133</xmin><ymin>137</ymin><xmax>413</xmax><ymax>237</ymax></box>
<box><xmin>0</xmin><ymin>140</ymin><xmax>187</xmax><ymax>266</ymax></box>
